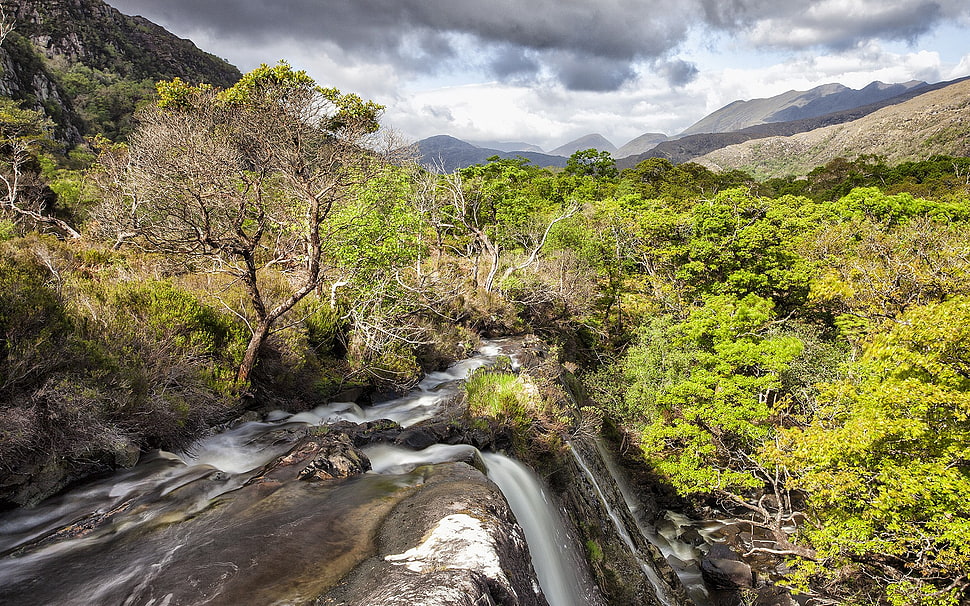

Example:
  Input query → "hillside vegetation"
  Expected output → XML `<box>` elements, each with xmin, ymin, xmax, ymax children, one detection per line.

<box><xmin>1</xmin><ymin>0</ymin><xmax>240</xmax><ymax>141</ymax></box>
<box><xmin>698</xmin><ymin>78</ymin><xmax>970</xmax><ymax>178</ymax></box>
<box><xmin>3</xmin><ymin>59</ymin><xmax>970</xmax><ymax>601</ymax></box>
<box><xmin>2</xmin><ymin>4</ymin><xmax>970</xmax><ymax>604</ymax></box>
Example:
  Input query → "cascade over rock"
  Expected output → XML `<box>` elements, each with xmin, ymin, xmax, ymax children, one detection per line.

<box><xmin>324</xmin><ymin>461</ymin><xmax>546</xmax><ymax>606</ymax></box>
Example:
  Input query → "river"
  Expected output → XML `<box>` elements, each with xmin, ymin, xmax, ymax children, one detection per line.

<box><xmin>0</xmin><ymin>340</ymin><xmax>683</xmax><ymax>605</ymax></box>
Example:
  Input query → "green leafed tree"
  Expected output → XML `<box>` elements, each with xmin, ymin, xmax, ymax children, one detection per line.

<box><xmin>778</xmin><ymin>297</ymin><xmax>970</xmax><ymax>605</ymax></box>
<box><xmin>565</xmin><ymin>148</ymin><xmax>617</xmax><ymax>180</ymax></box>
<box><xmin>587</xmin><ymin>293</ymin><xmax>813</xmax><ymax>558</ymax></box>
<box><xmin>98</xmin><ymin>62</ymin><xmax>384</xmax><ymax>385</ymax></box>
<box><xmin>0</xmin><ymin>99</ymin><xmax>81</xmax><ymax>238</ymax></box>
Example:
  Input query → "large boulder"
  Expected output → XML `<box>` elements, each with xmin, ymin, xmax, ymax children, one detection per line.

<box><xmin>323</xmin><ymin>461</ymin><xmax>547</xmax><ymax>606</ymax></box>
<box><xmin>700</xmin><ymin>544</ymin><xmax>754</xmax><ymax>589</ymax></box>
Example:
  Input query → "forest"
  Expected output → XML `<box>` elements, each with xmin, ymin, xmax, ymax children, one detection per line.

<box><xmin>2</xmin><ymin>62</ymin><xmax>970</xmax><ymax>605</ymax></box>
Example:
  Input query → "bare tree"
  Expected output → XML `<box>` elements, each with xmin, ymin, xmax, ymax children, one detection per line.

<box><xmin>438</xmin><ymin>169</ymin><xmax>502</xmax><ymax>291</ymax></box>
<box><xmin>0</xmin><ymin>4</ymin><xmax>13</xmax><ymax>47</ymax></box>
<box><xmin>101</xmin><ymin>64</ymin><xmax>384</xmax><ymax>384</ymax></box>
<box><xmin>0</xmin><ymin>102</ymin><xmax>81</xmax><ymax>239</ymax></box>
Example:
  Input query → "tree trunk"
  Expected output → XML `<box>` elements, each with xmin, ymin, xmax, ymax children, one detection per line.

<box><xmin>237</xmin><ymin>319</ymin><xmax>272</xmax><ymax>385</ymax></box>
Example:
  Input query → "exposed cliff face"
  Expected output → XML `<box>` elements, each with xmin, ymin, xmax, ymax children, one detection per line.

<box><xmin>0</xmin><ymin>32</ymin><xmax>84</xmax><ymax>143</ymax></box>
<box><xmin>0</xmin><ymin>0</ymin><xmax>241</xmax><ymax>142</ymax></box>
<box><xmin>7</xmin><ymin>0</ymin><xmax>239</xmax><ymax>86</ymax></box>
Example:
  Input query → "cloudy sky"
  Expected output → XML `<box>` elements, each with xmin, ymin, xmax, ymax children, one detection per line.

<box><xmin>104</xmin><ymin>0</ymin><xmax>970</xmax><ymax>151</ymax></box>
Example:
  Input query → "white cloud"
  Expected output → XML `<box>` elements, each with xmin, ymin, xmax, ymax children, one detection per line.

<box><xmin>103</xmin><ymin>0</ymin><xmax>970</xmax><ymax>149</ymax></box>
<box><xmin>950</xmin><ymin>54</ymin><xmax>970</xmax><ymax>79</ymax></box>
<box><xmin>679</xmin><ymin>43</ymin><xmax>947</xmax><ymax>124</ymax></box>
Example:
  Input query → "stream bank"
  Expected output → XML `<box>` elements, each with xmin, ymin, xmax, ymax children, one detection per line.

<box><xmin>0</xmin><ymin>336</ymin><xmax>757</xmax><ymax>605</ymax></box>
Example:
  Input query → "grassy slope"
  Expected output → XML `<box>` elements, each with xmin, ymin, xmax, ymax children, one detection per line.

<box><xmin>695</xmin><ymin>79</ymin><xmax>970</xmax><ymax>179</ymax></box>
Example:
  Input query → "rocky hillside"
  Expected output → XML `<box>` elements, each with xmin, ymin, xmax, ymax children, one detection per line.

<box><xmin>680</xmin><ymin>80</ymin><xmax>926</xmax><ymax>135</ymax></box>
<box><xmin>0</xmin><ymin>0</ymin><xmax>240</xmax><ymax>141</ymax></box>
<box><xmin>617</xmin><ymin>76</ymin><xmax>969</xmax><ymax>169</ymax></box>
<box><xmin>695</xmin><ymin>78</ymin><xmax>970</xmax><ymax>178</ymax></box>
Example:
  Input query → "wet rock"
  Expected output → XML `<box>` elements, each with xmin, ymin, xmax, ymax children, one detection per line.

<box><xmin>560</xmin><ymin>442</ymin><xmax>690</xmax><ymax>606</ymax></box>
<box><xmin>253</xmin><ymin>432</ymin><xmax>371</xmax><ymax>483</ymax></box>
<box><xmin>393</xmin><ymin>426</ymin><xmax>444</xmax><ymax>450</ymax></box>
<box><xmin>323</xmin><ymin>462</ymin><xmax>547</xmax><ymax>606</ymax></box>
<box><xmin>338</xmin><ymin>418</ymin><xmax>506</xmax><ymax>453</ymax></box>
<box><xmin>229</xmin><ymin>410</ymin><xmax>261</xmax><ymax>427</ymax></box>
<box><xmin>331</xmin><ymin>386</ymin><xmax>368</xmax><ymax>404</ymax></box>
<box><xmin>299</xmin><ymin>436</ymin><xmax>371</xmax><ymax>481</ymax></box>
<box><xmin>1</xmin><ymin>435</ymin><xmax>143</xmax><ymax>507</ymax></box>
<box><xmin>701</xmin><ymin>544</ymin><xmax>753</xmax><ymax>589</ymax></box>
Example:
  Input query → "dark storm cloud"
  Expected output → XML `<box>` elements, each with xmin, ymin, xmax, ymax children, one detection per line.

<box><xmin>656</xmin><ymin>59</ymin><xmax>699</xmax><ymax>87</ymax></box>
<box><xmin>699</xmin><ymin>0</ymin><xmax>967</xmax><ymax>49</ymax></box>
<box><xmin>106</xmin><ymin>0</ymin><xmax>970</xmax><ymax>90</ymax></box>
<box><xmin>488</xmin><ymin>46</ymin><xmax>541</xmax><ymax>80</ymax></box>
<box><xmin>106</xmin><ymin>0</ymin><xmax>688</xmax><ymax>90</ymax></box>
<box><xmin>547</xmin><ymin>52</ymin><xmax>637</xmax><ymax>92</ymax></box>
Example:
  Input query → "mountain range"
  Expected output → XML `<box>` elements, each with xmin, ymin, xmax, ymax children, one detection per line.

<box><xmin>411</xmin><ymin>75</ymin><xmax>970</xmax><ymax>173</ymax></box>
<box><xmin>4</xmin><ymin>0</ymin><xmax>969</xmax><ymax>178</ymax></box>
<box><xmin>409</xmin><ymin>135</ymin><xmax>569</xmax><ymax>173</ymax></box>
<box><xmin>696</xmin><ymin>77</ymin><xmax>970</xmax><ymax>178</ymax></box>
<box><xmin>679</xmin><ymin>80</ymin><xmax>927</xmax><ymax>135</ymax></box>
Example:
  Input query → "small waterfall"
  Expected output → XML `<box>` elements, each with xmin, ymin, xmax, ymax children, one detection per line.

<box><xmin>481</xmin><ymin>452</ymin><xmax>604</xmax><ymax>606</ymax></box>
<box><xmin>593</xmin><ymin>440</ymin><xmax>714</xmax><ymax>605</ymax></box>
<box><xmin>569</xmin><ymin>442</ymin><xmax>683</xmax><ymax>606</ymax></box>
<box><xmin>0</xmin><ymin>340</ymin><xmax>607</xmax><ymax>606</ymax></box>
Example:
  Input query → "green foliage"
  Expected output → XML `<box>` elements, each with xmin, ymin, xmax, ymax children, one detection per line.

<box><xmin>0</xmin><ymin>98</ymin><xmax>55</xmax><ymax>142</ymax></box>
<box><xmin>0</xmin><ymin>240</ymin><xmax>73</xmax><ymax>395</ymax></box>
<box><xmin>457</xmin><ymin>156</ymin><xmax>568</xmax><ymax>252</ymax></box>
<box><xmin>106</xmin><ymin>280</ymin><xmax>244</xmax><ymax>360</ymax></box>
<box><xmin>833</xmin><ymin>186</ymin><xmax>970</xmax><ymax>224</ymax></box>
<box><xmin>619</xmin><ymin>159</ymin><xmax>756</xmax><ymax>200</ymax></box>
<box><xmin>0</xmin><ymin>220</ymin><xmax>15</xmax><ymax>240</ymax></box>
<box><xmin>154</xmin><ymin>77</ymin><xmax>213</xmax><ymax>111</ymax></box>
<box><xmin>218</xmin><ymin>62</ymin><xmax>383</xmax><ymax>133</ymax></box>
<box><xmin>565</xmin><ymin>148</ymin><xmax>617</xmax><ymax>179</ymax></box>
<box><xmin>331</xmin><ymin>165</ymin><xmax>422</xmax><ymax>270</ymax></box>
<box><xmin>0</xmin><ymin>237</ymin><xmax>245</xmax><ymax>505</ymax></box>
<box><xmin>676</xmin><ymin>189</ymin><xmax>821</xmax><ymax>306</ymax></box>
<box><xmin>763</xmin><ymin>155</ymin><xmax>970</xmax><ymax>202</ymax></box>
<box><xmin>465</xmin><ymin>367</ymin><xmax>533</xmax><ymax>427</ymax></box>
<box><xmin>52</xmin><ymin>63</ymin><xmax>156</xmax><ymax>140</ymax></box>
<box><xmin>780</xmin><ymin>297</ymin><xmax>970</xmax><ymax>605</ymax></box>
<box><xmin>596</xmin><ymin>294</ymin><xmax>803</xmax><ymax>495</ymax></box>
<box><xmin>807</xmin><ymin>212</ymin><xmax>970</xmax><ymax>331</ymax></box>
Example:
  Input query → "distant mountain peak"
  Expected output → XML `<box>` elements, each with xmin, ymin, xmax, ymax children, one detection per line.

<box><xmin>468</xmin><ymin>140</ymin><xmax>545</xmax><ymax>153</ymax></box>
<box><xmin>615</xmin><ymin>132</ymin><xmax>668</xmax><ymax>159</ymax></box>
<box><xmin>549</xmin><ymin>134</ymin><xmax>617</xmax><ymax>157</ymax></box>
<box><xmin>406</xmin><ymin>135</ymin><xmax>568</xmax><ymax>172</ymax></box>
<box><xmin>680</xmin><ymin>79</ymin><xmax>928</xmax><ymax>136</ymax></box>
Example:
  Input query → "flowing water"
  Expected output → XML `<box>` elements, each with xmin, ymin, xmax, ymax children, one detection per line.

<box><xmin>591</xmin><ymin>440</ymin><xmax>719</xmax><ymax>606</ymax></box>
<box><xmin>482</xmin><ymin>452</ymin><xmax>604</xmax><ymax>606</ymax></box>
<box><xmin>569</xmin><ymin>443</ymin><xmax>682</xmax><ymax>606</ymax></box>
<box><xmin>0</xmin><ymin>340</ymin><xmax>615</xmax><ymax>605</ymax></box>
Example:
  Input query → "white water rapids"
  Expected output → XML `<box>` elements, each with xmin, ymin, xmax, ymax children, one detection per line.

<box><xmin>0</xmin><ymin>339</ymin><xmax>682</xmax><ymax>605</ymax></box>
<box><xmin>482</xmin><ymin>452</ymin><xmax>603</xmax><ymax>606</ymax></box>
